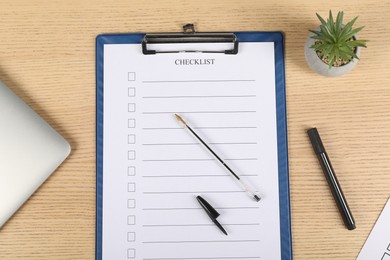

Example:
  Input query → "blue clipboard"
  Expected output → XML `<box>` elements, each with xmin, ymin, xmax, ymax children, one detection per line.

<box><xmin>96</xmin><ymin>29</ymin><xmax>292</xmax><ymax>260</ymax></box>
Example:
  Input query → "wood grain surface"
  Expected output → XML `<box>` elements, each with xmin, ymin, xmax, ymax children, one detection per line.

<box><xmin>0</xmin><ymin>0</ymin><xmax>389</xmax><ymax>259</ymax></box>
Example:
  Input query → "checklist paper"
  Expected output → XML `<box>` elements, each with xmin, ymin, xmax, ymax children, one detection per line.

<box><xmin>357</xmin><ymin>197</ymin><xmax>390</xmax><ymax>260</ymax></box>
<box><xmin>102</xmin><ymin>42</ymin><xmax>281</xmax><ymax>259</ymax></box>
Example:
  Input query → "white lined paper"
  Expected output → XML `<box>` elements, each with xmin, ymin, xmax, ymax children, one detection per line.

<box><xmin>102</xmin><ymin>42</ymin><xmax>281</xmax><ymax>259</ymax></box>
<box><xmin>357</xmin><ymin>198</ymin><xmax>390</xmax><ymax>260</ymax></box>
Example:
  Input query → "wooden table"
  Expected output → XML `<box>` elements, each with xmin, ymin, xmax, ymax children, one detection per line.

<box><xmin>0</xmin><ymin>0</ymin><xmax>389</xmax><ymax>259</ymax></box>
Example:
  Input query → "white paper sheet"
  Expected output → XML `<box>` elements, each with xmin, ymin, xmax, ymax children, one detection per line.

<box><xmin>357</xmin><ymin>198</ymin><xmax>390</xmax><ymax>260</ymax></box>
<box><xmin>102</xmin><ymin>42</ymin><xmax>281</xmax><ymax>259</ymax></box>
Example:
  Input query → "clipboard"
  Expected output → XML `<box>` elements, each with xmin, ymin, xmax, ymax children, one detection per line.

<box><xmin>96</xmin><ymin>24</ymin><xmax>292</xmax><ymax>260</ymax></box>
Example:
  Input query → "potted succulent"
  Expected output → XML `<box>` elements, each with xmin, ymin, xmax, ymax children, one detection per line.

<box><xmin>305</xmin><ymin>11</ymin><xmax>367</xmax><ymax>77</ymax></box>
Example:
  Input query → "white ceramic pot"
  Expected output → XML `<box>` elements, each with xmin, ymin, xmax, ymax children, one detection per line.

<box><xmin>304</xmin><ymin>28</ymin><xmax>361</xmax><ymax>77</ymax></box>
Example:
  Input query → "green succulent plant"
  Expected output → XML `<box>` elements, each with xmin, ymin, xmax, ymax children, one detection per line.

<box><xmin>309</xmin><ymin>11</ymin><xmax>367</xmax><ymax>69</ymax></box>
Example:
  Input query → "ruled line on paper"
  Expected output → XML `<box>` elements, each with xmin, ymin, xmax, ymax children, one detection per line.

<box><xmin>142</xmin><ymin>126</ymin><xmax>258</xmax><ymax>130</ymax></box>
<box><xmin>142</xmin><ymin>174</ymin><xmax>258</xmax><ymax>178</ymax></box>
<box><xmin>142</xmin><ymin>240</ymin><xmax>260</xmax><ymax>244</ymax></box>
<box><xmin>142</xmin><ymin>223</ymin><xmax>260</xmax><ymax>227</ymax></box>
<box><xmin>142</xmin><ymin>95</ymin><xmax>257</xmax><ymax>99</ymax></box>
<box><xmin>143</xmin><ymin>191</ymin><xmax>245</xmax><ymax>194</ymax></box>
<box><xmin>142</xmin><ymin>79</ymin><xmax>256</xmax><ymax>83</ymax></box>
<box><xmin>143</xmin><ymin>257</ymin><xmax>261</xmax><ymax>260</ymax></box>
<box><xmin>142</xmin><ymin>158</ymin><xmax>258</xmax><ymax>162</ymax></box>
<box><xmin>142</xmin><ymin>158</ymin><xmax>216</xmax><ymax>162</ymax></box>
<box><xmin>142</xmin><ymin>111</ymin><xmax>256</xmax><ymax>115</ymax></box>
<box><xmin>142</xmin><ymin>142</ymin><xmax>258</xmax><ymax>146</ymax></box>
<box><xmin>142</xmin><ymin>206</ymin><xmax>259</xmax><ymax>211</ymax></box>
<box><xmin>225</xmin><ymin>158</ymin><xmax>258</xmax><ymax>161</ymax></box>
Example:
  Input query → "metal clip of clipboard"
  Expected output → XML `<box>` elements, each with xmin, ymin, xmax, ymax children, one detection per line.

<box><xmin>142</xmin><ymin>24</ymin><xmax>239</xmax><ymax>55</ymax></box>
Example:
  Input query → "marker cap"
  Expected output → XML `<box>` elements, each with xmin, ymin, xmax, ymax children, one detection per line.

<box><xmin>307</xmin><ymin>128</ymin><xmax>326</xmax><ymax>154</ymax></box>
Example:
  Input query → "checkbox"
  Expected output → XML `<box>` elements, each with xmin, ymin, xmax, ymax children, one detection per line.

<box><xmin>127</xmin><ymin>232</ymin><xmax>136</xmax><ymax>242</ymax></box>
<box><xmin>127</xmin><ymin>199</ymin><xmax>136</xmax><ymax>208</ymax></box>
<box><xmin>128</xmin><ymin>150</ymin><xmax>136</xmax><ymax>160</ymax></box>
<box><xmin>128</xmin><ymin>103</ymin><xmax>136</xmax><ymax>112</ymax></box>
<box><xmin>128</xmin><ymin>134</ymin><xmax>136</xmax><ymax>144</ymax></box>
<box><xmin>127</xmin><ymin>166</ymin><xmax>136</xmax><ymax>176</ymax></box>
<box><xmin>128</xmin><ymin>119</ymin><xmax>136</xmax><ymax>128</ymax></box>
<box><xmin>128</xmin><ymin>183</ymin><xmax>136</xmax><ymax>192</ymax></box>
<box><xmin>127</xmin><ymin>215</ymin><xmax>136</xmax><ymax>225</ymax></box>
<box><xmin>127</xmin><ymin>248</ymin><xmax>136</xmax><ymax>258</ymax></box>
<box><xmin>128</xmin><ymin>87</ymin><xmax>136</xmax><ymax>97</ymax></box>
<box><xmin>128</xmin><ymin>72</ymin><xmax>136</xmax><ymax>81</ymax></box>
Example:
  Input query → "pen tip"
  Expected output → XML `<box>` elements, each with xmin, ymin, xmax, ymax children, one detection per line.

<box><xmin>175</xmin><ymin>113</ymin><xmax>187</xmax><ymax>126</ymax></box>
<box><xmin>254</xmin><ymin>195</ymin><xmax>261</xmax><ymax>202</ymax></box>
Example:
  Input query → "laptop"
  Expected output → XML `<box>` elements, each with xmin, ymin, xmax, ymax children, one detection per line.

<box><xmin>0</xmin><ymin>81</ymin><xmax>71</xmax><ymax>228</ymax></box>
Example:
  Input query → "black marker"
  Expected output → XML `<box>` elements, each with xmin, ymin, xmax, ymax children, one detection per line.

<box><xmin>196</xmin><ymin>196</ymin><xmax>228</xmax><ymax>235</ymax></box>
<box><xmin>307</xmin><ymin>128</ymin><xmax>356</xmax><ymax>230</ymax></box>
